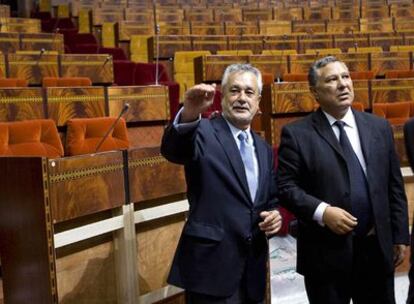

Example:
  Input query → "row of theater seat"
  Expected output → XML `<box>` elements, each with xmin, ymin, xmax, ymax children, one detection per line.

<box><xmin>0</xmin><ymin>118</ymin><xmax>129</xmax><ymax>157</ymax></box>
<box><xmin>0</xmin><ymin>77</ymin><xmax>92</xmax><ymax>87</ymax></box>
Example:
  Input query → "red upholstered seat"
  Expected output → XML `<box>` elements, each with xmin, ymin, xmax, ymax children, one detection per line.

<box><xmin>134</xmin><ymin>63</ymin><xmax>180</xmax><ymax>119</ymax></box>
<box><xmin>0</xmin><ymin>78</ymin><xmax>28</xmax><ymax>87</ymax></box>
<box><xmin>385</xmin><ymin>70</ymin><xmax>414</xmax><ymax>79</ymax></box>
<box><xmin>42</xmin><ymin>77</ymin><xmax>92</xmax><ymax>87</ymax></box>
<box><xmin>43</xmin><ymin>18</ymin><xmax>75</xmax><ymax>32</ymax></box>
<box><xmin>352</xmin><ymin>102</ymin><xmax>364</xmax><ymax>111</ymax></box>
<box><xmin>113</xmin><ymin>60</ymin><xmax>136</xmax><ymax>86</ymax></box>
<box><xmin>99</xmin><ymin>47</ymin><xmax>128</xmax><ymax>61</ymax></box>
<box><xmin>350</xmin><ymin>71</ymin><xmax>375</xmax><ymax>80</ymax></box>
<box><xmin>66</xmin><ymin>117</ymin><xmax>130</xmax><ymax>156</ymax></box>
<box><xmin>372</xmin><ymin>101</ymin><xmax>412</xmax><ymax>125</ymax></box>
<box><xmin>0</xmin><ymin>119</ymin><xmax>63</xmax><ymax>157</ymax></box>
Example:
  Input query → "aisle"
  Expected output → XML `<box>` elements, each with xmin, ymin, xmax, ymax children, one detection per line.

<box><xmin>270</xmin><ymin>236</ymin><xmax>410</xmax><ymax>304</ymax></box>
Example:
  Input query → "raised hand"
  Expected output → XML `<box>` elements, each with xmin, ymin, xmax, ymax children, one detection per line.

<box><xmin>181</xmin><ymin>83</ymin><xmax>216</xmax><ymax>122</ymax></box>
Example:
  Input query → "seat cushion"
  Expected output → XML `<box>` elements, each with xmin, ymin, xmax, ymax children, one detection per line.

<box><xmin>66</xmin><ymin>117</ymin><xmax>129</xmax><ymax>156</ymax></box>
<box><xmin>0</xmin><ymin>119</ymin><xmax>63</xmax><ymax>157</ymax></box>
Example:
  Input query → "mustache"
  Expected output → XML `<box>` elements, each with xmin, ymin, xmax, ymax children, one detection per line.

<box><xmin>231</xmin><ymin>101</ymin><xmax>249</xmax><ymax>109</ymax></box>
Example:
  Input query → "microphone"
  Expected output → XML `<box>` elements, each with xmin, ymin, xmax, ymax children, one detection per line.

<box><xmin>35</xmin><ymin>48</ymin><xmax>46</xmax><ymax>66</ymax></box>
<box><xmin>95</xmin><ymin>103</ymin><xmax>130</xmax><ymax>153</ymax></box>
<box><xmin>102</xmin><ymin>55</ymin><xmax>112</xmax><ymax>67</ymax></box>
<box><xmin>276</xmin><ymin>34</ymin><xmax>288</xmax><ymax>83</ymax></box>
<box><xmin>155</xmin><ymin>24</ymin><xmax>160</xmax><ymax>85</ymax></box>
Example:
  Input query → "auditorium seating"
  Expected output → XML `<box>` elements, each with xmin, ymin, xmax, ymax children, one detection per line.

<box><xmin>0</xmin><ymin>78</ymin><xmax>28</xmax><ymax>87</ymax></box>
<box><xmin>65</xmin><ymin>117</ymin><xmax>130</xmax><ymax>155</ymax></box>
<box><xmin>372</xmin><ymin>101</ymin><xmax>414</xmax><ymax>125</ymax></box>
<box><xmin>385</xmin><ymin>70</ymin><xmax>414</xmax><ymax>79</ymax></box>
<box><xmin>0</xmin><ymin>119</ymin><xmax>63</xmax><ymax>157</ymax></box>
<box><xmin>42</xmin><ymin>77</ymin><xmax>92</xmax><ymax>87</ymax></box>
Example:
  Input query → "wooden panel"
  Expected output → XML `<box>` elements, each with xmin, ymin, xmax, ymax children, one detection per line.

<box><xmin>390</xmin><ymin>4</ymin><xmax>414</xmax><ymax>18</ymax></box>
<box><xmin>136</xmin><ymin>216</ymin><xmax>185</xmax><ymax>294</ymax></box>
<box><xmin>263</xmin><ymin>35</ymin><xmax>298</xmax><ymax>51</ymax></box>
<box><xmin>184</xmin><ymin>9</ymin><xmax>214</xmax><ymax>22</ymax></box>
<box><xmin>259</xmin><ymin>21</ymin><xmax>292</xmax><ymax>35</ymax></box>
<box><xmin>360</xmin><ymin>18</ymin><xmax>393</xmax><ymax>32</ymax></box>
<box><xmin>149</xmin><ymin>36</ymin><xmax>192</xmax><ymax>60</ymax></box>
<box><xmin>298</xmin><ymin>34</ymin><xmax>333</xmax><ymax>53</ymax></box>
<box><xmin>60</xmin><ymin>54</ymin><xmax>114</xmax><ymax>85</ymax></box>
<box><xmin>370</xmin><ymin>51</ymin><xmax>411</xmax><ymax>77</ymax></box>
<box><xmin>335</xmin><ymin>53</ymin><xmax>370</xmax><ymax>73</ymax></box>
<box><xmin>127</xmin><ymin>126</ymin><xmax>165</xmax><ymax>149</ymax></box>
<box><xmin>129</xmin><ymin>147</ymin><xmax>186</xmax><ymax>203</ymax></box>
<box><xmin>249</xmin><ymin>55</ymin><xmax>289</xmax><ymax>82</ymax></box>
<box><xmin>303</xmin><ymin>6</ymin><xmax>331</xmax><ymax>20</ymax></box>
<box><xmin>20</xmin><ymin>32</ymin><xmax>65</xmax><ymax>53</ymax></box>
<box><xmin>0</xmin><ymin>88</ymin><xmax>44</xmax><ymax>122</ymax></box>
<box><xmin>369</xmin><ymin>33</ymin><xmax>404</xmax><ymax>52</ymax></box>
<box><xmin>125</xmin><ymin>8</ymin><xmax>154</xmax><ymax>23</ymax></box>
<box><xmin>292</xmin><ymin>20</ymin><xmax>326</xmax><ymax>33</ymax></box>
<box><xmin>228</xmin><ymin>35</ymin><xmax>263</xmax><ymax>54</ymax></box>
<box><xmin>371</xmin><ymin>79</ymin><xmax>414</xmax><ymax>103</ymax></box>
<box><xmin>107</xmin><ymin>85</ymin><xmax>170</xmax><ymax>122</ymax></box>
<box><xmin>190</xmin><ymin>22</ymin><xmax>225</xmax><ymax>35</ymax></box>
<box><xmin>271</xmin><ymin>82</ymin><xmax>315</xmax><ymax>114</ymax></box>
<box><xmin>118</xmin><ymin>21</ymin><xmax>154</xmax><ymax>41</ymax></box>
<box><xmin>224</xmin><ymin>22</ymin><xmax>259</xmax><ymax>35</ymax></box>
<box><xmin>93</xmin><ymin>8</ymin><xmax>124</xmax><ymax>25</ymax></box>
<box><xmin>360</xmin><ymin>5</ymin><xmax>390</xmax><ymax>18</ymax></box>
<box><xmin>392</xmin><ymin>124</ymin><xmax>408</xmax><ymax>166</ymax></box>
<box><xmin>271</xmin><ymin>116</ymin><xmax>304</xmax><ymax>146</ymax></box>
<box><xmin>1</xmin><ymin>17</ymin><xmax>41</xmax><ymax>33</ymax></box>
<box><xmin>157</xmin><ymin>22</ymin><xmax>191</xmax><ymax>35</ymax></box>
<box><xmin>0</xmin><ymin>32</ymin><xmax>19</xmax><ymax>53</ymax></box>
<box><xmin>0</xmin><ymin>157</ymin><xmax>57</xmax><ymax>303</ymax></box>
<box><xmin>48</xmin><ymin>151</ymin><xmax>125</xmax><ymax>223</ymax></box>
<box><xmin>56</xmin><ymin>239</ymin><xmax>117</xmax><ymax>303</ymax></box>
<box><xmin>288</xmin><ymin>53</ymin><xmax>318</xmax><ymax>73</ymax></box>
<box><xmin>192</xmin><ymin>35</ymin><xmax>228</xmax><ymax>53</ymax></box>
<box><xmin>156</xmin><ymin>8</ymin><xmax>184</xmax><ymax>23</ymax></box>
<box><xmin>46</xmin><ymin>87</ymin><xmax>106</xmax><ymax>126</ymax></box>
<box><xmin>333</xmin><ymin>33</ymin><xmax>369</xmax><ymax>52</ymax></box>
<box><xmin>326</xmin><ymin>20</ymin><xmax>360</xmax><ymax>34</ymax></box>
<box><xmin>213</xmin><ymin>8</ymin><xmax>242</xmax><ymax>22</ymax></box>
<box><xmin>395</xmin><ymin>19</ymin><xmax>414</xmax><ymax>32</ymax></box>
<box><xmin>274</xmin><ymin>7</ymin><xmax>303</xmax><ymax>21</ymax></box>
<box><xmin>7</xmin><ymin>53</ymin><xmax>59</xmax><ymax>86</ymax></box>
<box><xmin>194</xmin><ymin>55</ymin><xmax>249</xmax><ymax>83</ymax></box>
<box><xmin>242</xmin><ymin>8</ymin><xmax>273</xmax><ymax>21</ymax></box>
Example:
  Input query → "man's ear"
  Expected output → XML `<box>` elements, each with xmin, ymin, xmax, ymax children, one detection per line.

<box><xmin>258</xmin><ymin>94</ymin><xmax>262</xmax><ymax>103</ymax></box>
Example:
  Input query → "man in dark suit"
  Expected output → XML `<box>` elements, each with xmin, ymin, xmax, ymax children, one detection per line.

<box><xmin>277</xmin><ymin>56</ymin><xmax>409</xmax><ymax>304</ymax></box>
<box><xmin>161</xmin><ymin>64</ymin><xmax>282</xmax><ymax>303</ymax></box>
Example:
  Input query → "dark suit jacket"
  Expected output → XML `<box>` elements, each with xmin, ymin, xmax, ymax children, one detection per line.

<box><xmin>161</xmin><ymin>115</ymin><xmax>277</xmax><ymax>300</ymax></box>
<box><xmin>277</xmin><ymin>109</ymin><xmax>409</xmax><ymax>277</ymax></box>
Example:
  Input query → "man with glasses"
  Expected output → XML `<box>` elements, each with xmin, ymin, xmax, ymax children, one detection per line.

<box><xmin>161</xmin><ymin>64</ymin><xmax>282</xmax><ymax>303</ymax></box>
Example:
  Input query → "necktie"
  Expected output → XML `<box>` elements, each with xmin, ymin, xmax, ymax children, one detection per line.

<box><xmin>335</xmin><ymin>121</ymin><xmax>372</xmax><ymax>236</ymax></box>
<box><xmin>238</xmin><ymin>131</ymin><xmax>258</xmax><ymax>202</ymax></box>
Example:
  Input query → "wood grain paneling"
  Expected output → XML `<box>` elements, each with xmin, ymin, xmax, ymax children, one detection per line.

<box><xmin>107</xmin><ymin>86</ymin><xmax>170</xmax><ymax>123</ymax></box>
<box><xmin>136</xmin><ymin>215</ymin><xmax>185</xmax><ymax>294</ymax></box>
<box><xmin>128</xmin><ymin>126</ymin><xmax>165</xmax><ymax>149</ymax></box>
<box><xmin>371</xmin><ymin>79</ymin><xmax>414</xmax><ymax>104</ymax></box>
<box><xmin>7</xmin><ymin>53</ymin><xmax>59</xmax><ymax>86</ymax></box>
<box><xmin>46</xmin><ymin>87</ymin><xmax>106</xmax><ymax>127</ymax></box>
<box><xmin>271</xmin><ymin>82</ymin><xmax>315</xmax><ymax>114</ymax></box>
<box><xmin>194</xmin><ymin>55</ymin><xmax>249</xmax><ymax>83</ymax></box>
<box><xmin>48</xmin><ymin>151</ymin><xmax>125</xmax><ymax>223</ymax></box>
<box><xmin>0</xmin><ymin>87</ymin><xmax>44</xmax><ymax>122</ymax></box>
<box><xmin>129</xmin><ymin>147</ymin><xmax>186</xmax><ymax>203</ymax></box>
<box><xmin>370</xmin><ymin>52</ymin><xmax>411</xmax><ymax>77</ymax></box>
<box><xmin>20</xmin><ymin>32</ymin><xmax>65</xmax><ymax>53</ymax></box>
<box><xmin>60</xmin><ymin>54</ymin><xmax>114</xmax><ymax>85</ymax></box>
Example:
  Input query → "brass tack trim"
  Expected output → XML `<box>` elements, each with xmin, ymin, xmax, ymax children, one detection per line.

<box><xmin>49</xmin><ymin>163</ymin><xmax>123</xmax><ymax>183</ymax></box>
<box><xmin>129</xmin><ymin>155</ymin><xmax>166</xmax><ymax>168</ymax></box>
<box><xmin>47</xmin><ymin>95</ymin><xmax>103</xmax><ymax>103</ymax></box>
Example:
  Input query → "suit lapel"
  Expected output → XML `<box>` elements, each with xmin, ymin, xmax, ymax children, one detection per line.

<box><xmin>312</xmin><ymin>108</ymin><xmax>345</xmax><ymax>160</ymax></box>
<box><xmin>211</xmin><ymin>116</ymin><xmax>252</xmax><ymax>203</ymax></box>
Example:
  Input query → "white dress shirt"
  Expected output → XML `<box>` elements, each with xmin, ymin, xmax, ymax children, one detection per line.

<box><xmin>313</xmin><ymin>108</ymin><xmax>367</xmax><ymax>225</ymax></box>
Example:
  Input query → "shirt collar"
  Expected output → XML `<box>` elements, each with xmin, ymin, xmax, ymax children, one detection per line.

<box><xmin>322</xmin><ymin>107</ymin><xmax>356</xmax><ymax>129</ymax></box>
<box><xmin>224</xmin><ymin>118</ymin><xmax>253</xmax><ymax>144</ymax></box>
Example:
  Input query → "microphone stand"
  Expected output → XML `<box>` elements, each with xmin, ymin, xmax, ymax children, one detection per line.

<box><xmin>95</xmin><ymin>103</ymin><xmax>130</xmax><ymax>153</ymax></box>
<box><xmin>155</xmin><ymin>24</ymin><xmax>160</xmax><ymax>86</ymax></box>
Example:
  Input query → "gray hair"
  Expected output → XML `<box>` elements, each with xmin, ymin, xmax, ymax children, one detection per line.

<box><xmin>221</xmin><ymin>63</ymin><xmax>263</xmax><ymax>94</ymax></box>
<box><xmin>308</xmin><ymin>56</ymin><xmax>347</xmax><ymax>87</ymax></box>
